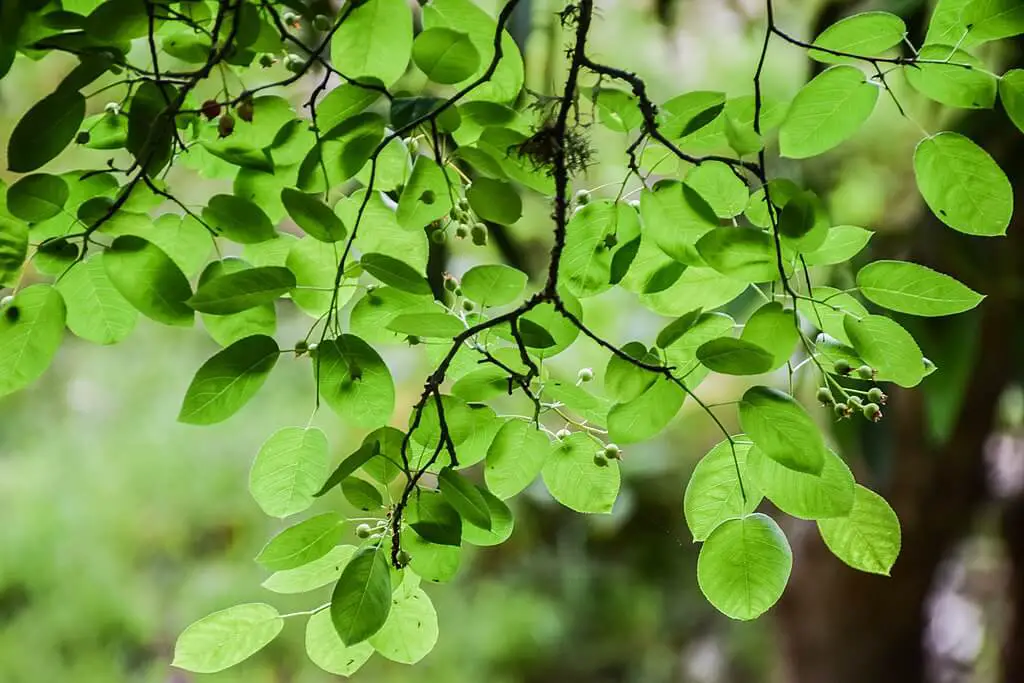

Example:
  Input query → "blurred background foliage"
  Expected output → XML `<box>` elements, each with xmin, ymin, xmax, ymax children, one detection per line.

<box><xmin>1</xmin><ymin>0</ymin><xmax>1023</xmax><ymax>682</ymax></box>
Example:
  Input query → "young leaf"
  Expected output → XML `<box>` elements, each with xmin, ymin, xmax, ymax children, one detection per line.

<box><xmin>305</xmin><ymin>608</ymin><xmax>374</xmax><ymax>676</ymax></box>
<box><xmin>57</xmin><ymin>256</ymin><xmax>137</xmax><ymax>345</ymax></box>
<box><xmin>172</xmin><ymin>603</ymin><xmax>283</xmax><ymax>673</ymax></box>
<box><xmin>249</xmin><ymin>427</ymin><xmax>330</xmax><ymax>518</ymax></box>
<box><xmin>460</xmin><ymin>264</ymin><xmax>527</xmax><ymax>307</ymax></box>
<box><xmin>697</xmin><ymin>514</ymin><xmax>792</xmax><ymax>620</ymax></box>
<box><xmin>608</xmin><ymin>377</ymin><xmax>686</xmax><ymax>444</ymax></box>
<box><xmin>361</xmin><ymin>253</ymin><xmax>431</xmax><ymax>295</ymax></box>
<box><xmin>104</xmin><ymin>235</ymin><xmax>194</xmax><ymax>327</ymax></box>
<box><xmin>330</xmin><ymin>545</ymin><xmax>392</xmax><ymax>645</ymax></box>
<box><xmin>904</xmin><ymin>46</ymin><xmax>997</xmax><ymax>109</ymax></box>
<box><xmin>330</xmin><ymin>0</ymin><xmax>413</xmax><ymax>87</ymax></box>
<box><xmin>7</xmin><ymin>88</ymin><xmax>85</xmax><ymax>172</ymax></box>
<box><xmin>0</xmin><ymin>284</ymin><xmax>66</xmax><ymax>398</ymax></box>
<box><xmin>281</xmin><ymin>188</ymin><xmax>347</xmax><ymax>242</ymax></box>
<box><xmin>315</xmin><ymin>334</ymin><xmax>395</xmax><ymax>429</ymax></box>
<box><xmin>739</xmin><ymin>386</ymin><xmax>826</xmax><ymax>474</ymax></box>
<box><xmin>188</xmin><ymin>266</ymin><xmax>295</xmax><ymax>314</ymax></box>
<box><xmin>542</xmin><ymin>432</ymin><xmax>620</xmax><ymax>514</ymax></box>
<box><xmin>856</xmin><ymin>260</ymin><xmax>984</xmax><ymax>316</ymax></box>
<box><xmin>264</xmin><ymin>545</ymin><xmax>357</xmax><ymax>595</ymax></box>
<box><xmin>779</xmin><ymin>65</ymin><xmax>879</xmax><ymax>159</ymax></box>
<box><xmin>202</xmin><ymin>194</ymin><xmax>277</xmax><ymax>243</ymax></box>
<box><xmin>809</xmin><ymin>11</ymin><xmax>906</xmax><ymax>63</ymax></box>
<box><xmin>914</xmin><ymin>132</ymin><xmax>1013</xmax><ymax>236</ymax></box>
<box><xmin>746</xmin><ymin>445</ymin><xmax>855</xmax><ymax>520</ymax></box>
<box><xmin>844</xmin><ymin>314</ymin><xmax>925</xmax><ymax>387</ymax></box>
<box><xmin>485</xmin><ymin>419</ymin><xmax>550</xmax><ymax>499</ymax></box>
<box><xmin>439</xmin><ymin>467</ymin><xmax>492</xmax><ymax>530</ymax></box>
<box><xmin>817</xmin><ymin>485</ymin><xmax>902</xmax><ymax>576</ymax></box>
<box><xmin>256</xmin><ymin>512</ymin><xmax>345</xmax><ymax>570</ymax></box>
<box><xmin>6</xmin><ymin>174</ymin><xmax>68</xmax><ymax>221</ymax></box>
<box><xmin>696</xmin><ymin>338</ymin><xmax>775</xmax><ymax>375</ymax></box>
<box><xmin>178</xmin><ymin>335</ymin><xmax>280</xmax><ymax>425</ymax></box>
<box><xmin>368</xmin><ymin>589</ymin><xmax>439</xmax><ymax>664</ymax></box>
<box><xmin>683</xmin><ymin>439</ymin><xmax>762</xmax><ymax>542</ymax></box>
<box><xmin>412</xmin><ymin>27</ymin><xmax>480</xmax><ymax>84</ymax></box>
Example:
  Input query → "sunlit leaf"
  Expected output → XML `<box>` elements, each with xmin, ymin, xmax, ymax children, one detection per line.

<box><xmin>178</xmin><ymin>335</ymin><xmax>279</xmax><ymax>425</ymax></box>
<box><xmin>173</xmin><ymin>604</ymin><xmax>283</xmax><ymax>673</ymax></box>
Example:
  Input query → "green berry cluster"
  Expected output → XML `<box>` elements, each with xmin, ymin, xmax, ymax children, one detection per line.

<box><xmin>817</xmin><ymin>360</ymin><xmax>887</xmax><ymax>423</ymax></box>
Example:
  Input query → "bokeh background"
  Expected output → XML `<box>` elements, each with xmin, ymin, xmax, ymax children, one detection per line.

<box><xmin>2</xmin><ymin>0</ymin><xmax>1024</xmax><ymax>682</ymax></box>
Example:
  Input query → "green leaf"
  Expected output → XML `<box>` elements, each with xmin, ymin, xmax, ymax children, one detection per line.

<box><xmin>439</xmin><ymin>467</ymin><xmax>492</xmax><ymax>530</ymax></box>
<box><xmin>777</xmin><ymin>189</ymin><xmax>828</xmax><ymax>252</ymax></box>
<box><xmin>656</xmin><ymin>308</ymin><xmax>705</xmax><ymax>348</ymax></box>
<box><xmin>281</xmin><ymin>188</ymin><xmax>347</xmax><ymax>242</ymax></box>
<box><xmin>779</xmin><ymin>65</ymin><xmax>879</xmax><ymax>159</ymax></box>
<box><xmin>561</xmin><ymin>200</ymin><xmax>641</xmax><ymax>298</ymax></box>
<box><xmin>56</xmin><ymin>256</ymin><xmax>137</xmax><ymax>345</ymax></box>
<box><xmin>342</xmin><ymin>477</ymin><xmax>384</xmax><ymax>511</ymax></box>
<box><xmin>319</xmin><ymin>83</ymin><xmax>381</xmax><ymax>132</ymax></box>
<box><xmin>485</xmin><ymin>419</ymin><xmax>550</xmax><ymax>499</ymax></box>
<box><xmin>286</xmin><ymin>237</ymin><xmax>349</xmax><ymax>318</ymax></box>
<box><xmin>316</xmin><ymin>335</ymin><xmax>395</xmax><ymax>429</ymax></box>
<box><xmin>914</xmin><ymin>132</ymin><xmax>1013</xmax><ymax>236</ymax></box>
<box><xmin>203</xmin><ymin>194</ymin><xmax>277</xmax><ymax>243</ymax></box>
<box><xmin>173</xmin><ymin>603</ymin><xmax>283</xmax><ymax>673</ymax></box>
<box><xmin>196</xmin><ymin>258</ymin><xmax>276</xmax><ymax>347</ymax></box>
<box><xmin>543</xmin><ymin>380</ymin><xmax>612</xmax><ymax>427</ymax></box>
<box><xmin>817</xmin><ymin>485</ymin><xmax>901</xmax><ymax>575</ymax></box>
<box><xmin>739</xmin><ymin>386</ymin><xmax>826</xmax><ymax>474</ymax></box>
<box><xmin>639</xmin><ymin>180</ymin><xmax>718</xmax><ymax>265</ymax></box>
<box><xmin>810</xmin><ymin>11</ymin><xmax>906</xmax><ymax>63</ymax></box>
<box><xmin>962</xmin><ymin>0</ymin><xmax>1024</xmax><ymax>44</ymax></box>
<box><xmin>844</xmin><ymin>314</ymin><xmax>925</xmax><ymax>387</ymax></box>
<box><xmin>7</xmin><ymin>88</ymin><xmax>85</xmax><ymax>172</ymax></box>
<box><xmin>662</xmin><ymin>312</ymin><xmax>736</xmax><ymax>389</ymax></box>
<box><xmin>462</xmin><ymin>487</ymin><xmax>514</xmax><ymax>546</ymax></box>
<box><xmin>658</xmin><ymin>90</ymin><xmax>725</xmax><ymax>141</ymax></box>
<box><xmin>696</xmin><ymin>338</ymin><xmax>774</xmax><ymax>375</ymax></box>
<box><xmin>249</xmin><ymin>427</ymin><xmax>329</xmax><ymax>519</ymax></box>
<box><xmin>368</xmin><ymin>588</ymin><xmax>439</xmax><ymax>664</ymax></box>
<box><xmin>330</xmin><ymin>0</ymin><xmax>412</xmax><ymax>86</ymax></box>
<box><xmin>80</xmin><ymin>112</ymin><xmax>128</xmax><ymax>150</ymax></box>
<box><xmin>747</xmin><ymin>445</ymin><xmax>855</xmax><ymax>519</ymax></box>
<box><xmin>188</xmin><ymin>265</ymin><xmax>294</xmax><ymax>314</ymax></box>
<box><xmin>0</xmin><ymin>216</ymin><xmax>28</xmax><ymax>284</ymax></box>
<box><xmin>605</xmin><ymin>342</ymin><xmax>658</xmax><ymax>402</ymax></box>
<box><xmin>696</xmin><ymin>227</ymin><xmax>784</xmax><ymax>282</ymax></box>
<box><xmin>330</xmin><ymin>545</ymin><xmax>392</xmax><ymax>645</ymax></box>
<box><xmin>590</xmin><ymin>87</ymin><xmax>643</xmax><ymax>132</ymax></box>
<box><xmin>0</xmin><ymin>284</ymin><xmax>65</xmax><ymax>397</ymax></box>
<box><xmin>104</xmin><ymin>235</ymin><xmax>193</xmax><ymax>327</ymax></box>
<box><xmin>1000</xmin><ymin>69</ymin><xmax>1024</xmax><ymax>134</ymax></box>
<box><xmin>685</xmin><ymin>161</ymin><xmax>749</xmax><ymax>218</ymax></box>
<box><xmin>904</xmin><ymin>45</ymin><xmax>997</xmax><ymax>109</ymax></box>
<box><xmin>178</xmin><ymin>335</ymin><xmax>280</xmax><ymax>425</ymax></box>
<box><xmin>460</xmin><ymin>264</ymin><xmax>527</xmax><ymax>307</ymax></box>
<box><xmin>361</xmin><ymin>252</ymin><xmax>431</xmax><ymax>295</ymax></box>
<box><xmin>740</xmin><ymin>302</ymin><xmax>798</xmax><ymax>370</ymax></box>
<box><xmin>802</xmin><ymin>225</ymin><xmax>873</xmax><ymax>266</ymax></box>
<box><xmin>608</xmin><ymin>376</ymin><xmax>686</xmax><ymax>444</ymax></box>
<box><xmin>397</xmin><ymin>156</ymin><xmax>454</xmax><ymax>230</ymax></box>
<box><xmin>6</xmin><ymin>173</ymin><xmax>67</xmax><ymax>221</ymax></box>
<box><xmin>683</xmin><ymin>440</ymin><xmax>762</xmax><ymax>542</ymax></box>
<box><xmin>697</xmin><ymin>514</ymin><xmax>792</xmax><ymax>620</ymax></box>
<box><xmin>466</xmin><ymin>177</ymin><xmax>522</xmax><ymax>224</ymax></box>
<box><xmin>256</xmin><ymin>512</ymin><xmax>345</xmax><ymax>571</ymax></box>
<box><xmin>856</xmin><ymin>260</ymin><xmax>984</xmax><ymax>316</ymax></box>
<box><xmin>126</xmin><ymin>81</ymin><xmax>175</xmax><ymax>176</ymax></box>
<box><xmin>387</xmin><ymin>312</ymin><xmax>464</xmax><ymax>338</ymax></box>
<box><xmin>412</xmin><ymin>27</ymin><xmax>480</xmax><ymax>84</ymax></box>
<box><xmin>305</xmin><ymin>608</ymin><xmax>373</xmax><ymax>676</ymax></box>
<box><xmin>542</xmin><ymin>432</ymin><xmax>620</xmax><ymax>513</ymax></box>
<box><xmin>264</xmin><ymin>545</ymin><xmax>357</xmax><ymax>594</ymax></box>
<box><xmin>408</xmin><ymin>490</ymin><xmax>462</xmax><ymax>546</ymax></box>
<box><xmin>316</xmin><ymin>443</ymin><xmax>380</xmax><ymax>498</ymax></box>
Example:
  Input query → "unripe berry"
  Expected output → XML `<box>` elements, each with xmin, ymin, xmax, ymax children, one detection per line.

<box><xmin>396</xmin><ymin>549</ymin><xmax>412</xmax><ymax>567</ymax></box>
<box><xmin>604</xmin><ymin>443</ymin><xmax>621</xmax><ymax>459</ymax></box>
<box><xmin>431</xmin><ymin>230</ymin><xmax>446</xmax><ymax>244</ymax></box>
<box><xmin>283</xmin><ymin>10</ymin><xmax>300</xmax><ymax>25</ymax></box>
<box><xmin>867</xmin><ymin>387</ymin><xmax>886</xmax><ymax>405</ymax></box>
<box><xmin>217</xmin><ymin>112</ymin><xmax>235</xmax><ymax>138</ymax></box>
<box><xmin>833</xmin><ymin>359</ymin><xmax>852</xmax><ymax>375</ymax></box>
<box><xmin>284</xmin><ymin>53</ymin><xmax>304</xmax><ymax>73</ymax></box>
<box><xmin>855</xmin><ymin>364</ymin><xmax>874</xmax><ymax>380</ymax></box>
<box><xmin>443</xmin><ymin>274</ymin><xmax>459</xmax><ymax>292</ymax></box>
<box><xmin>237</xmin><ymin>98</ymin><xmax>254</xmax><ymax>123</ymax></box>
<box><xmin>628</xmin><ymin>199</ymin><xmax>640</xmax><ymax>209</ymax></box>
<box><xmin>458</xmin><ymin>197</ymin><xmax>470</xmax><ymax>211</ymax></box>
<box><xmin>863</xmin><ymin>403</ymin><xmax>882</xmax><ymax>422</ymax></box>
<box><xmin>312</xmin><ymin>14</ymin><xmax>331</xmax><ymax>30</ymax></box>
<box><xmin>201</xmin><ymin>98</ymin><xmax>221</xmax><ymax>120</ymax></box>
<box><xmin>847</xmin><ymin>395</ymin><xmax>863</xmax><ymax>410</ymax></box>
<box><xmin>294</xmin><ymin>340</ymin><xmax>309</xmax><ymax>354</ymax></box>
<box><xmin>455</xmin><ymin>224</ymin><xmax>470</xmax><ymax>239</ymax></box>
<box><xmin>471</xmin><ymin>224</ymin><xmax>487</xmax><ymax>246</ymax></box>
<box><xmin>556</xmin><ymin>428</ymin><xmax>571</xmax><ymax>440</ymax></box>
<box><xmin>593</xmin><ymin>452</ymin><xmax>608</xmax><ymax>467</ymax></box>
<box><xmin>258</xmin><ymin>53</ymin><xmax>276</xmax><ymax>68</ymax></box>
<box><xmin>356</xmin><ymin>523</ymin><xmax>372</xmax><ymax>538</ymax></box>
<box><xmin>834</xmin><ymin>403</ymin><xmax>850</xmax><ymax>419</ymax></box>
<box><xmin>575</xmin><ymin>189</ymin><xmax>591</xmax><ymax>205</ymax></box>
<box><xmin>461</xmin><ymin>299</ymin><xmax>475</xmax><ymax>312</ymax></box>
<box><xmin>816</xmin><ymin>387</ymin><xmax>834</xmax><ymax>405</ymax></box>
<box><xmin>577</xmin><ymin>367</ymin><xmax>594</xmax><ymax>382</ymax></box>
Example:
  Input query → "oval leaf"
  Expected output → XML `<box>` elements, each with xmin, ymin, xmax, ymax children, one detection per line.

<box><xmin>249</xmin><ymin>427</ymin><xmax>330</xmax><ymax>518</ymax></box>
<box><xmin>779</xmin><ymin>65</ymin><xmax>879</xmax><ymax>159</ymax></box>
<box><xmin>178</xmin><ymin>335</ymin><xmax>280</xmax><ymax>424</ymax></box>
<box><xmin>696</xmin><ymin>337</ymin><xmax>775</xmax><ymax>375</ymax></box>
<box><xmin>684</xmin><ymin>439</ymin><xmax>762</xmax><ymax>542</ymax></box>
<box><xmin>104</xmin><ymin>235</ymin><xmax>193</xmax><ymax>326</ymax></box>
<box><xmin>256</xmin><ymin>512</ymin><xmax>345</xmax><ymax>570</ymax></box>
<box><xmin>817</xmin><ymin>484</ymin><xmax>901</xmax><ymax>576</ymax></box>
<box><xmin>331</xmin><ymin>545</ymin><xmax>392</xmax><ymax>645</ymax></box>
<box><xmin>316</xmin><ymin>334</ymin><xmax>395</xmax><ymax>429</ymax></box>
<box><xmin>738</xmin><ymin>386</ymin><xmax>826</xmax><ymax>474</ymax></box>
<box><xmin>0</xmin><ymin>284</ymin><xmax>66</xmax><ymax>397</ymax></box>
<box><xmin>173</xmin><ymin>603</ymin><xmax>283</xmax><ymax>674</ymax></box>
<box><xmin>188</xmin><ymin>265</ymin><xmax>295</xmax><ymax>314</ymax></box>
<box><xmin>542</xmin><ymin>432</ymin><xmax>620</xmax><ymax>513</ymax></box>
<box><xmin>412</xmin><ymin>27</ymin><xmax>480</xmax><ymax>84</ymax></box>
<box><xmin>856</xmin><ymin>260</ymin><xmax>984</xmax><ymax>316</ymax></box>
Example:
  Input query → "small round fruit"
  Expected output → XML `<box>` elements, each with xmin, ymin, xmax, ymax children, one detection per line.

<box><xmin>217</xmin><ymin>112</ymin><xmax>235</xmax><ymax>138</ymax></box>
<box><xmin>604</xmin><ymin>443</ymin><xmax>621</xmax><ymax>459</ymax></box>
<box><xmin>455</xmin><ymin>224</ymin><xmax>470</xmax><ymax>239</ymax></box>
<box><xmin>847</xmin><ymin>395</ymin><xmax>863</xmax><ymax>409</ymax></box>
<box><xmin>443</xmin><ymin>275</ymin><xmax>458</xmax><ymax>292</ymax></box>
<box><xmin>284</xmin><ymin>53</ymin><xmax>304</xmax><ymax>73</ymax></box>
<box><xmin>397</xmin><ymin>549</ymin><xmax>412</xmax><ymax>567</ymax></box>
<box><xmin>356</xmin><ymin>523</ymin><xmax>372</xmax><ymax>538</ymax></box>
<box><xmin>556</xmin><ymin>428</ymin><xmax>571</xmax><ymax>440</ymax></box>
<box><xmin>833</xmin><ymin>404</ymin><xmax>849</xmax><ymax>419</ymax></box>
<box><xmin>237</xmin><ymin>99</ymin><xmax>254</xmax><ymax>123</ymax></box>
<box><xmin>312</xmin><ymin>14</ymin><xmax>332</xmax><ymax>30</ymax></box>
<box><xmin>577</xmin><ymin>367</ymin><xmax>594</xmax><ymax>383</ymax></box>
<box><xmin>294</xmin><ymin>340</ymin><xmax>309</xmax><ymax>354</ymax></box>
<box><xmin>283</xmin><ymin>10</ymin><xmax>300</xmax><ymax>25</ymax></box>
<box><xmin>867</xmin><ymin>387</ymin><xmax>886</xmax><ymax>405</ymax></box>
<box><xmin>575</xmin><ymin>189</ymin><xmax>591</xmax><ymax>205</ymax></box>
<box><xmin>462</xmin><ymin>299</ymin><xmax>475</xmax><ymax>312</ymax></box>
<box><xmin>863</xmin><ymin>403</ymin><xmax>882</xmax><ymax>422</ymax></box>
<box><xmin>453</xmin><ymin>287</ymin><xmax>462</xmax><ymax>297</ymax></box>
<box><xmin>816</xmin><ymin>387</ymin><xmax>834</xmax><ymax>405</ymax></box>
<box><xmin>258</xmin><ymin>53</ymin><xmax>276</xmax><ymax>68</ymax></box>
<box><xmin>628</xmin><ymin>199</ymin><xmax>640</xmax><ymax>209</ymax></box>
<box><xmin>471</xmin><ymin>224</ymin><xmax>487</xmax><ymax>246</ymax></box>
<box><xmin>431</xmin><ymin>230</ymin><xmax>446</xmax><ymax>244</ymax></box>
<box><xmin>75</xmin><ymin>131</ymin><xmax>90</xmax><ymax>145</ymax></box>
<box><xmin>593</xmin><ymin>453</ymin><xmax>608</xmax><ymax>467</ymax></box>
<box><xmin>458</xmin><ymin>198</ymin><xmax>470</xmax><ymax>211</ymax></box>
<box><xmin>833</xmin><ymin>359</ymin><xmax>852</xmax><ymax>375</ymax></box>
<box><xmin>856</xmin><ymin>364</ymin><xmax>874</xmax><ymax>380</ymax></box>
<box><xmin>201</xmin><ymin>99</ymin><xmax>221</xmax><ymax>120</ymax></box>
